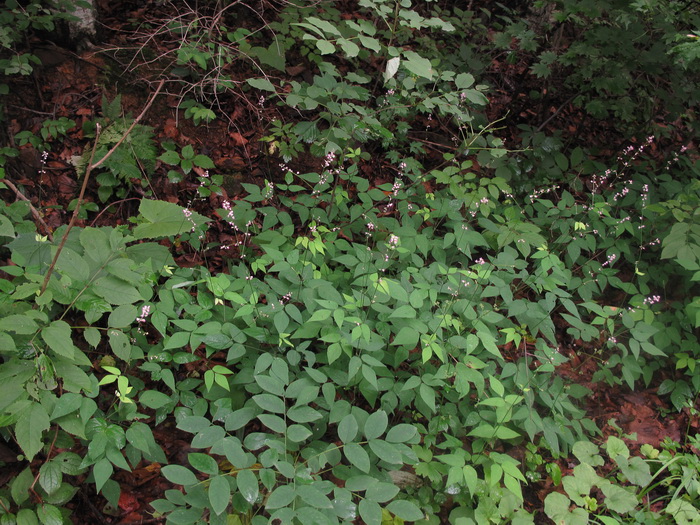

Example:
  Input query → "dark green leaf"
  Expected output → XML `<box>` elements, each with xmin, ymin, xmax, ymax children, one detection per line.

<box><xmin>208</xmin><ymin>475</ymin><xmax>230</xmax><ymax>515</ymax></box>
<box><xmin>297</xmin><ymin>484</ymin><xmax>333</xmax><ymax>509</ymax></box>
<box><xmin>161</xmin><ymin>465</ymin><xmax>198</xmax><ymax>486</ymax></box>
<box><xmin>265</xmin><ymin>485</ymin><xmax>295</xmax><ymax>510</ymax></box>
<box><xmin>39</xmin><ymin>461</ymin><xmax>62</xmax><ymax>495</ymax></box>
<box><xmin>364</xmin><ymin>411</ymin><xmax>387</xmax><ymax>440</ymax></box>
<box><xmin>386</xmin><ymin>500</ymin><xmax>424</xmax><ymax>521</ymax></box>
<box><xmin>344</xmin><ymin>443</ymin><xmax>371</xmax><ymax>473</ymax></box>
<box><xmin>338</xmin><ymin>414</ymin><xmax>359</xmax><ymax>443</ymax></box>
<box><xmin>237</xmin><ymin>469</ymin><xmax>259</xmax><ymax>504</ymax></box>
<box><xmin>188</xmin><ymin>453</ymin><xmax>219</xmax><ymax>475</ymax></box>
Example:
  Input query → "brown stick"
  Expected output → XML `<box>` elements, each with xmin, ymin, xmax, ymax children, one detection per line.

<box><xmin>40</xmin><ymin>79</ymin><xmax>165</xmax><ymax>295</ymax></box>
<box><xmin>0</xmin><ymin>177</ymin><xmax>54</xmax><ymax>241</ymax></box>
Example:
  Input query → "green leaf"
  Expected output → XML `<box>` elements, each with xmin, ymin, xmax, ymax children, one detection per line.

<box><xmin>158</xmin><ymin>150</ymin><xmax>181</xmax><ymax>165</ymax></box>
<box><xmin>618</xmin><ymin>456</ymin><xmax>652</xmax><ymax>487</ymax></box>
<box><xmin>605</xmin><ymin>436</ymin><xmax>629</xmax><ymax>460</ymax></box>
<box><xmin>389</xmin><ymin>305</ymin><xmax>416</xmax><ymax>318</ymax></box>
<box><xmin>15</xmin><ymin>403</ymin><xmax>50</xmax><ymax>461</ymax></box>
<box><xmin>246</xmin><ymin>78</ymin><xmax>276</xmax><ymax>92</ymax></box>
<box><xmin>455</xmin><ymin>72</ymin><xmax>475</xmax><ymax>89</ymax></box>
<box><xmin>265</xmin><ymin>485</ymin><xmax>295</xmax><ymax>510</ymax></box>
<box><xmin>364</xmin><ymin>481</ymin><xmax>399</xmax><ymax>503</ymax></box>
<box><xmin>108</xmin><ymin>304</ymin><xmax>137</xmax><ymax>328</ymax></box>
<box><xmin>208</xmin><ymin>475</ymin><xmax>230</xmax><ymax>515</ymax></box>
<box><xmin>368</xmin><ymin>439</ymin><xmax>402</xmax><ymax>464</ymax></box>
<box><xmin>545</xmin><ymin>492</ymin><xmax>588</xmax><ymax>525</ymax></box>
<box><xmin>297</xmin><ymin>484</ymin><xmax>333</xmax><ymax>509</ymax></box>
<box><xmin>359</xmin><ymin>499</ymin><xmax>382</xmax><ymax>525</ymax></box>
<box><xmin>108</xmin><ymin>329</ymin><xmax>132</xmax><ymax>361</ymax></box>
<box><xmin>93</xmin><ymin>458</ymin><xmax>113</xmax><ymax>493</ymax></box>
<box><xmin>161</xmin><ymin>465</ymin><xmax>198</xmax><ymax>486</ymax></box>
<box><xmin>386</xmin><ymin>424</ymin><xmax>417</xmax><ymax>443</ymax></box>
<box><xmin>50</xmin><ymin>393</ymin><xmax>82</xmax><ymax>420</ymax></box>
<box><xmin>338</xmin><ymin>38</ymin><xmax>360</xmax><ymax>57</ymax></box>
<box><xmin>364</xmin><ymin>411</ymin><xmax>388</xmax><ymax>440</ymax></box>
<box><xmin>287</xmin><ymin>406</ymin><xmax>321</xmax><ymax>423</ymax></box>
<box><xmin>391</xmin><ymin>326</ymin><xmax>419</xmax><ymax>347</ymax></box>
<box><xmin>287</xmin><ymin>424</ymin><xmax>312</xmax><ymax>442</ymax></box>
<box><xmin>189</xmin><ymin>452</ymin><xmax>219</xmax><ymax>475</ymax></box>
<box><xmin>344</xmin><ymin>443</ymin><xmax>370</xmax><ymax>473</ymax></box>
<box><xmin>94</xmin><ymin>276</ymin><xmax>144</xmax><ymax>305</ymax></box>
<box><xmin>39</xmin><ymin>461</ymin><xmax>62</xmax><ymax>495</ymax></box>
<box><xmin>402</xmin><ymin>51</ymin><xmax>433</xmax><ymax>79</ymax></box>
<box><xmin>237</xmin><ymin>469</ymin><xmax>259</xmax><ymax>504</ymax></box>
<box><xmin>16</xmin><ymin>509</ymin><xmax>39</xmax><ymax>525</ymax></box>
<box><xmin>0</xmin><ymin>315</ymin><xmax>38</xmax><ymax>334</ymax></box>
<box><xmin>11</xmin><ymin>467</ymin><xmax>33</xmax><ymax>505</ymax></box>
<box><xmin>338</xmin><ymin>414</ymin><xmax>359</xmax><ymax>443</ymax></box>
<box><xmin>139</xmin><ymin>390</ymin><xmax>171</xmax><ymax>409</ymax></box>
<box><xmin>253</xmin><ymin>394</ymin><xmax>285</xmax><ymax>414</ymax></box>
<box><xmin>133</xmin><ymin>199</ymin><xmax>209</xmax><ymax>239</ymax></box>
<box><xmin>386</xmin><ymin>500</ymin><xmax>423</xmax><ymax>521</ymax></box>
<box><xmin>572</xmin><ymin>441</ymin><xmax>604</xmax><ymax>467</ymax></box>
<box><xmin>600</xmin><ymin>484</ymin><xmax>637</xmax><ymax>514</ymax></box>
<box><xmin>36</xmin><ymin>503</ymin><xmax>62</xmax><ymax>525</ymax></box>
<box><xmin>258</xmin><ymin>414</ymin><xmax>287</xmax><ymax>433</ymax></box>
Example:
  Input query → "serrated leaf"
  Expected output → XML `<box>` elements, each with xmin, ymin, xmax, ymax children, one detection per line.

<box><xmin>11</xmin><ymin>467</ymin><xmax>33</xmax><ymax>505</ymax></box>
<box><xmin>39</xmin><ymin>461</ymin><xmax>62</xmax><ymax>495</ymax></box>
<box><xmin>158</xmin><ymin>150</ymin><xmax>181</xmax><ymax>165</ymax></box>
<box><xmin>36</xmin><ymin>503</ymin><xmax>62</xmax><ymax>525</ymax></box>
<box><xmin>42</xmin><ymin>321</ymin><xmax>75</xmax><ymax>359</ymax></box>
<box><xmin>15</xmin><ymin>403</ymin><xmax>50</xmax><ymax>461</ymax></box>
<box><xmin>94</xmin><ymin>276</ymin><xmax>144</xmax><ymax>306</ymax></box>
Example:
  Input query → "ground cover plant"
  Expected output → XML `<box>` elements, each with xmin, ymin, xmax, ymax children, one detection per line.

<box><xmin>0</xmin><ymin>0</ymin><xmax>699</xmax><ymax>524</ymax></box>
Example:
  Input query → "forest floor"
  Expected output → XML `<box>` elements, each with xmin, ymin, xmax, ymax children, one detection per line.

<box><xmin>1</xmin><ymin>1</ymin><xmax>697</xmax><ymax>523</ymax></box>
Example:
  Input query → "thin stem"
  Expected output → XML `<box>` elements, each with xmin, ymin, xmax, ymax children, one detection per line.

<box><xmin>0</xmin><ymin>177</ymin><xmax>54</xmax><ymax>241</ymax></box>
<box><xmin>39</xmin><ymin>79</ymin><xmax>165</xmax><ymax>295</ymax></box>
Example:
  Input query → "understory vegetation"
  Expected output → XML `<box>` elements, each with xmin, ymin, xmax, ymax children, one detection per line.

<box><xmin>0</xmin><ymin>0</ymin><xmax>699</xmax><ymax>523</ymax></box>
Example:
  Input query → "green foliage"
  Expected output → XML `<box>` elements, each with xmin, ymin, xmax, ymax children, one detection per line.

<box><xmin>495</xmin><ymin>0</ymin><xmax>700</xmax><ymax>129</ymax></box>
<box><xmin>0</xmin><ymin>1</ymin><xmax>699</xmax><ymax>524</ymax></box>
<box><xmin>72</xmin><ymin>95</ymin><xmax>158</xmax><ymax>202</ymax></box>
<box><xmin>545</xmin><ymin>435</ymin><xmax>700</xmax><ymax>524</ymax></box>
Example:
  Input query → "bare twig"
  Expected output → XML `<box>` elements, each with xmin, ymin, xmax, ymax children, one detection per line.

<box><xmin>40</xmin><ymin>79</ymin><xmax>165</xmax><ymax>295</ymax></box>
<box><xmin>0</xmin><ymin>177</ymin><xmax>54</xmax><ymax>241</ymax></box>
